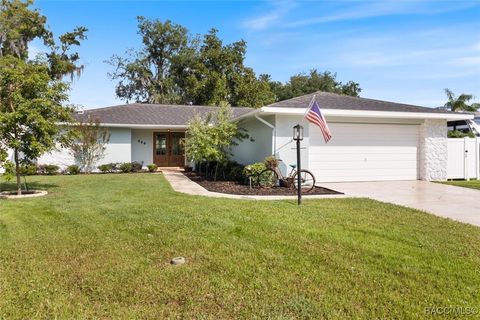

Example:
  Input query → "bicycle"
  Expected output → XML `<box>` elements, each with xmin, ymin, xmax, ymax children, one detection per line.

<box><xmin>257</xmin><ymin>160</ymin><xmax>316</xmax><ymax>192</ymax></box>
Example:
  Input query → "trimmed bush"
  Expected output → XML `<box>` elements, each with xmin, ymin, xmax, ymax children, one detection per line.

<box><xmin>448</xmin><ymin>130</ymin><xmax>475</xmax><ymax>138</ymax></box>
<box><xmin>147</xmin><ymin>164</ymin><xmax>158</xmax><ymax>172</ymax></box>
<box><xmin>131</xmin><ymin>161</ymin><xmax>143</xmax><ymax>172</ymax></box>
<box><xmin>38</xmin><ymin>164</ymin><xmax>59</xmax><ymax>175</ymax></box>
<box><xmin>119</xmin><ymin>162</ymin><xmax>133</xmax><ymax>173</ymax></box>
<box><xmin>243</xmin><ymin>162</ymin><xmax>266</xmax><ymax>178</ymax></box>
<box><xmin>66</xmin><ymin>165</ymin><xmax>80</xmax><ymax>175</ymax></box>
<box><xmin>19</xmin><ymin>163</ymin><xmax>37</xmax><ymax>176</ymax></box>
<box><xmin>98</xmin><ymin>163</ymin><xmax>112</xmax><ymax>173</ymax></box>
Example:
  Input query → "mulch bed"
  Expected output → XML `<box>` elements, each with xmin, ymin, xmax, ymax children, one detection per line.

<box><xmin>183</xmin><ymin>172</ymin><xmax>342</xmax><ymax>196</ymax></box>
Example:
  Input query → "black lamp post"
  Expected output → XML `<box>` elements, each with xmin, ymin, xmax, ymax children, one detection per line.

<box><xmin>293</xmin><ymin>124</ymin><xmax>303</xmax><ymax>205</ymax></box>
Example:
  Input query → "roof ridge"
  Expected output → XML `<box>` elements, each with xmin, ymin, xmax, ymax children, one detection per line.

<box><xmin>83</xmin><ymin>103</ymin><xmax>254</xmax><ymax>112</ymax></box>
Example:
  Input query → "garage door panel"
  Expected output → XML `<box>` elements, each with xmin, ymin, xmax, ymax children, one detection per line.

<box><xmin>317</xmin><ymin>168</ymin><xmax>418</xmax><ymax>180</ymax></box>
<box><xmin>309</xmin><ymin>148</ymin><xmax>418</xmax><ymax>157</ymax></box>
<box><xmin>309</xmin><ymin>122</ymin><xmax>419</xmax><ymax>182</ymax></box>
<box><xmin>310</xmin><ymin>160</ymin><xmax>418</xmax><ymax>170</ymax></box>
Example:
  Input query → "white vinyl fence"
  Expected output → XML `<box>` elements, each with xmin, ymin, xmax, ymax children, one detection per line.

<box><xmin>447</xmin><ymin>138</ymin><xmax>480</xmax><ymax>180</ymax></box>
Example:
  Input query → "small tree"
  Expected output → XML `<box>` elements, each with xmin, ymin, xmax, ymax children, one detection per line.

<box><xmin>68</xmin><ymin>117</ymin><xmax>110</xmax><ymax>173</ymax></box>
<box><xmin>0</xmin><ymin>56</ymin><xmax>72</xmax><ymax>194</ymax></box>
<box><xmin>185</xmin><ymin>102</ymin><xmax>247</xmax><ymax>180</ymax></box>
<box><xmin>0</xmin><ymin>0</ymin><xmax>87</xmax><ymax>194</ymax></box>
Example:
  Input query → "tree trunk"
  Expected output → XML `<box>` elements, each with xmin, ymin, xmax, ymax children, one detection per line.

<box><xmin>14</xmin><ymin>148</ymin><xmax>21</xmax><ymax>195</ymax></box>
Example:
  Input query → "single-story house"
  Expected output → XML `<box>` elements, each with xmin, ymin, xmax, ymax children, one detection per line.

<box><xmin>13</xmin><ymin>91</ymin><xmax>476</xmax><ymax>182</ymax></box>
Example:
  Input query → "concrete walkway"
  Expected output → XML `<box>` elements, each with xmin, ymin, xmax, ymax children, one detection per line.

<box><xmin>161</xmin><ymin>170</ymin><xmax>347</xmax><ymax>200</ymax></box>
<box><xmin>322</xmin><ymin>181</ymin><xmax>480</xmax><ymax>227</ymax></box>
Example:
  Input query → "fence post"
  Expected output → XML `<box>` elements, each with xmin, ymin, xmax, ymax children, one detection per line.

<box><xmin>464</xmin><ymin>137</ymin><xmax>469</xmax><ymax>181</ymax></box>
<box><xmin>476</xmin><ymin>137</ymin><xmax>480</xmax><ymax>180</ymax></box>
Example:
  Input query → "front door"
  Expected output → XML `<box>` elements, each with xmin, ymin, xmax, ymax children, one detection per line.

<box><xmin>153</xmin><ymin>132</ymin><xmax>185</xmax><ymax>167</ymax></box>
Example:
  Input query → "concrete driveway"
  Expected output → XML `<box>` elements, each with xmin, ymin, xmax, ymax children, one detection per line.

<box><xmin>321</xmin><ymin>181</ymin><xmax>480</xmax><ymax>227</ymax></box>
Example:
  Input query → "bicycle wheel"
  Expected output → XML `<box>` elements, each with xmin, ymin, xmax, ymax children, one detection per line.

<box><xmin>257</xmin><ymin>168</ymin><xmax>279</xmax><ymax>188</ymax></box>
<box><xmin>292</xmin><ymin>170</ymin><xmax>316</xmax><ymax>192</ymax></box>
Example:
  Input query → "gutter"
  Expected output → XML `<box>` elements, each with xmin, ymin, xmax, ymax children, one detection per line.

<box><xmin>260</xmin><ymin>107</ymin><xmax>474</xmax><ymax>121</ymax></box>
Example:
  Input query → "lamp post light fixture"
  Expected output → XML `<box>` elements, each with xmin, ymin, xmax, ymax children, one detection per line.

<box><xmin>293</xmin><ymin>124</ymin><xmax>304</xmax><ymax>205</ymax></box>
<box><xmin>293</xmin><ymin>124</ymin><xmax>304</xmax><ymax>141</ymax></box>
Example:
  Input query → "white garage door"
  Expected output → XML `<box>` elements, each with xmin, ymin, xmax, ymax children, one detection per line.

<box><xmin>309</xmin><ymin>122</ymin><xmax>419</xmax><ymax>182</ymax></box>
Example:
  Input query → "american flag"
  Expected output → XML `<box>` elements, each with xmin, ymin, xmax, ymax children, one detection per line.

<box><xmin>305</xmin><ymin>100</ymin><xmax>332</xmax><ymax>143</ymax></box>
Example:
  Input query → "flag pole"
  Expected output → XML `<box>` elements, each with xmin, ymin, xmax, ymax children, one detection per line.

<box><xmin>303</xmin><ymin>94</ymin><xmax>316</xmax><ymax>117</ymax></box>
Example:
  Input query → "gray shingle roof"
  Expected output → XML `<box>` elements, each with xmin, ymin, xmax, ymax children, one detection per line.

<box><xmin>266</xmin><ymin>91</ymin><xmax>459</xmax><ymax>114</ymax></box>
<box><xmin>75</xmin><ymin>104</ymin><xmax>255</xmax><ymax>126</ymax></box>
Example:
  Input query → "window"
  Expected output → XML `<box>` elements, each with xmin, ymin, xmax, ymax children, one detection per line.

<box><xmin>155</xmin><ymin>134</ymin><xmax>167</xmax><ymax>155</ymax></box>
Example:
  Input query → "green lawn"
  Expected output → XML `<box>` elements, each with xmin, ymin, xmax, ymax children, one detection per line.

<box><xmin>1</xmin><ymin>174</ymin><xmax>480</xmax><ymax>319</ymax></box>
<box><xmin>440</xmin><ymin>179</ymin><xmax>480</xmax><ymax>190</ymax></box>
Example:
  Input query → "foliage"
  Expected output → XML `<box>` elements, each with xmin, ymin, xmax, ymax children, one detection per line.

<box><xmin>66</xmin><ymin>164</ymin><xmax>80</xmax><ymax>175</ymax></box>
<box><xmin>1</xmin><ymin>160</ymin><xmax>15</xmax><ymax>182</ymax></box>
<box><xmin>220</xmin><ymin>161</ymin><xmax>245</xmax><ymax>182</ymax></box>
<box><xmin>131</xmin><ymin>161</ymin><xmax>143</xmax><ymax>172</ymax></box>
<box><xmin>448</xmin><ymin>130</ymin><xmax>475</xmax><ymax>138</ymax></box>
<box><xmin>0</xmin><ymin>0</ymin><xmax>87</xmax><ymax>194</ymax></box>
<box><xmin>19</xmin><ymin>163</ymin><xmax>37</xmax><ymax>175</ymax></box>
<box><xmin>440</xmin><ymin>179</ymin><xmax>480</xmax><ymax>191</ymax></box>
<box><xmin>147</xmin><ymin>163</ymin><xmax>158</xmax><ymax>172</ymax></box>
<box><xmin>443</xmin><ymin>88</ymin><xmax>480</xmax><ymax>112</ymax></box>
<box><xmin>119</xmin><ymin>162</ymin><xmax>133</xmax><ymax>173</ymax></box>
<box><xmin>107</xmin><ymin>17</ymin><xmax>275</xmax><ymax>108</ymax></box>
<box><xmin>264</xmin><ymin>156</ymin><xmax>279</xmax><ymax>169</ymax></box>
<box><xmin>97</xmin><ymin>163</ymin><xmax>116</xmax><ymax>173</ymax></box>
<box><xmin>37</xmin><ymin>164</ymin><xmax>59</xmax><ymax>175</ymax></box>
<box><xmin>0</xmin><ymin>0</ymin><xmax>87</xmax><ymax>79</ymax></box>
<box><xmin>68</xmin><ymin>117</ymin><xmax>110</xmax><ymax>173</ymax></box>
<box><xmin>243</xmin><ymin>162</ymin><xmax>266</xmax><ymax>178</ymax></box>
<box><xmin>0</xmin><ymin>55</ymin><xmax>72</xmax><ymax>193</ymax></box>
<box><xmin>268</xmin><ymin>69</ymin><xmax>361</xmax><ymax>101</ymax></box>
<box><xmin>185</xmin><ymin>103</ymin><xmax>247</xmax><ymax>179</ymax></box>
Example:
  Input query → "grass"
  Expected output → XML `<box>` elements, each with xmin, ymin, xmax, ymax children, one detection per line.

<box><xmin>440</xmin><ymin>179</ymin><xmax>480</xmax><ymax>190</ymax></box>
<box><xmin>1</xmin><ymin>174</ymin><xmax>480</xmax><ymax>319</ymax></box>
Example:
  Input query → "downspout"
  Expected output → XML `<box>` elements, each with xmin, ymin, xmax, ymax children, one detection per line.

<box><xmin>254</xmin><ymin>114</ymin><xmax>276</xmax><ymax>157</ymax></box>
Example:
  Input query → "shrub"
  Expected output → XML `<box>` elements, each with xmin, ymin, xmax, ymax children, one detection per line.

<box><xmin>131</xmin><ymin>161</ymin><xmax>143</xmax><ymax>172</ymax></box>
<box><xmin>66</xmin><ymin>165</ymin><xmax>80</xmax><ymax>175</ymax></box>
<box><xmin>147</xmin><ymin>164</ymin><xmax>158</xmax><ymax>172</ymax></box>
<box><xmin>243</xmin><ymin>162</ymin><xmax>266</xmax><ymax>178</ymax></box>
<box><xmin>38</xmin><ymin>164</ymin><xmax>59</xmax><ymax>175</ymax></box>
<box><xmin>219</xmin><ymin>161</ymin><xmax>245</xmax><ymax>182</ymax></box>
<box><xmin>98</xmin><ymin>163</ymin><xmax>113</xmax><ymax>173</ymax></box>
<box><xmin>19</xmin><ymin>163</ymin><xmax>37</xmax><ymax>175</ymax></box>
<box><xmin>448</xmin><ymin>130</ymin><xmax>475</xmax><ymax>138</ymax></box>
<box><xmin>119</xmin><ymin>162</ymin><xmax>133</xmax><ymax>173</ymax></box>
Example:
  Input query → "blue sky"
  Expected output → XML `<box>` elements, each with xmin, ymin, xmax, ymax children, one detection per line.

<box><xmin>32</xmin><ymin>0</ymin><xmax>480</xmax><ymax>109</ymax></box>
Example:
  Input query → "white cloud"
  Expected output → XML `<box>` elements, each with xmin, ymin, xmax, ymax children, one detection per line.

<box><xmin>284</xmin><ymin>1</ymin><xmax>479</xmax><ymax>28</ymax></box>
<box><xmin>243</xmin><ymin>0</ymin><xmax>296</xmax><ymax>31</ymax></box>
<box><xmin>450</xmin><ymin>56</ymin><xmax>480</xmax><ymax>67</ymax></box>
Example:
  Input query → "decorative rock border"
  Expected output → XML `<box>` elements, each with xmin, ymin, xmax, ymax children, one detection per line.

<box><xmin>0</xmin><ymin>190</ymin><xmax>48</xmax><ymax>199</ymax></box>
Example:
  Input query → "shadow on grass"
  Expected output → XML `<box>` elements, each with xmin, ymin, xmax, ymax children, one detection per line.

<box><xmin>0</xmin><ymin>179</ymin><xmax>58</xmax><ymax>192</ymax></box>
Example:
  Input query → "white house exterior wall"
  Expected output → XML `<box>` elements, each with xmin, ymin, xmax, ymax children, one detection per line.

<box><xmin>231</xmin><ymin>115</ymin><xmax>274</xmax><ymax>165</ymax></box>
<box><xmin>131</xmin><ymin>129</ymin><xmax>153</xmax><ymax>167</ymax></box>
<box><xmin>419</xmin><ymin>119</ymin><xmax>448</xmax><ymax>180</ymax></box>
<box><xmin>37</xmin><ymin>127</ymin><xmax>132</xmax><ymax>170</ymax></box>
<box><xmin>274</xmin><ymin>115</ymin><xmax>310</xmax><ymax>177</ymax></box>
